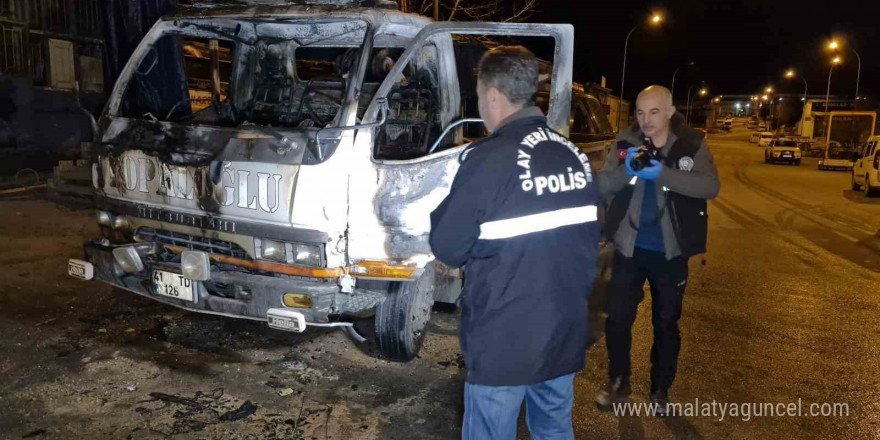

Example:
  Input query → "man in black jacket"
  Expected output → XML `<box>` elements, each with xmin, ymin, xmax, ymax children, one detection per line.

<box><xmin>430</xmin><ymin>46</ymin><xmax>600</xmax><ymax>438</ymax></box>
<box><xmin>595</xmin><ymin>85</ymin><xmax>720</xmax><ymax>416</ymax></box>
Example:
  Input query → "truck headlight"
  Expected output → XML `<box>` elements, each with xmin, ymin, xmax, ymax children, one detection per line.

<box><xmin>254</xmin><ymin>238</ymin><xmax>323</xmax><ymax>267</ymax></box>
<box><xmin>113</xmin><ymin>216</ymin><xmax>132</xmax><ymax>231</ymax></box>
<box><xmin>112</xmin><ymin>246</ymin><xmax>144</xmax><ymax>273</ymax></box>
<box><xmin>260</xmin><ymin>239</ymin><xmax>287</xmax><ymax>263</ymax></box>
<box><xmin>97</xmin><ymin>210</ymin><xmax>114</xmax><ymax>227</ymax></box>
<box><xmin>294</xmin><ymin>244</ymin><xmax>322</xmax><ymax>267</ymax></box>
<box><xmin>181</xmin><ymin>250</ymin><xmax>211</xmax><ymax>281</ymax></box>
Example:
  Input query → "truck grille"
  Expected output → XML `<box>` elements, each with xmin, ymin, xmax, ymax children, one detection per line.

<box><xmin>135</xmin><ymin>227</ymin><xmax>250</xmax><ymax>260</ymax></box>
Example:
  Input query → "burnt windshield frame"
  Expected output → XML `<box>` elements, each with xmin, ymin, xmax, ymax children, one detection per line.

<box><xmin>104</xmin><ymin>19</ymin><xmax>376</xmax><ymax>165</ymax></box>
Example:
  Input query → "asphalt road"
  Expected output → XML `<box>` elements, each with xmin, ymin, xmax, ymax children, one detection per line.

<box><xmin>572</xmin><ymin>125</ymin><xmax>880</xmax><ymax>439</ymax></box>
<box><xmin>0</xmin><ymin>125</ymin><xmax>878</xmax><ymax>439</ymax></box>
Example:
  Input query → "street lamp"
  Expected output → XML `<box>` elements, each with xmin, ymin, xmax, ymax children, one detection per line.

<box><xmin>686</xmin><ymin>83</ymin><xmax>707</xmax><ymax>125</ymax></box>
<box><xmin>671</xmin><ymin>61</ymin><xmax>695</xmax><ymax>102</ymax></box>
<box><xmin>824</xmin><ymin>56</ymin><xmax>842</xmax><ymax>120</ymax></box>
<box><xmin>829</xmin><ymin>40</ymin><xmax>861</xmax><ymax>104</ymax></box>
<box><xmin>617</xmin><ymin>12</ymin><xmax>664</xmax><ymax>131</ymax></box>
<box><xmin>785</xmin><ymin>69</ymin><xmax>808</xmax><ymax>101</ymax></box>
<box><xmin>765</xmin><ymin>87</ymin><xmax>774</xmax><ymax>94</ymax></box>
<box><xmin>786</xmin><ymin>68</ymin><xmax>810</xmax><ymax>135</ymax></box>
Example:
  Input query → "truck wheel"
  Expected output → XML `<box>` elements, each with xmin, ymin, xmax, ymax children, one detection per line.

<box><xmin>851</xmin><ymin>172</ymin><xmax>862</xmax><ymax>191</ymax></box>
<box><xmin>374</xmin><ymin>263</ymin><xmax>437</xmax><ymax>361</ymax></box>
<box><xmin>866</xmin><ymin>177</ymin><xmax>878</xmax><ymax>198</ymax></box>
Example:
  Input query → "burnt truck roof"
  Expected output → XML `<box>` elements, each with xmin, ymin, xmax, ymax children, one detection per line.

<box><xmin>175</xmin><ymin>1</ymin><xmax>426</xmax><ymax>24</ymax></box>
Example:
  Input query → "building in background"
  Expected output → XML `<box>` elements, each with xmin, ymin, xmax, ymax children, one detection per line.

<box><xmin>0</xmin><ymin>0</ymin><xmax>177</xmax><ymax>173</ymax></box>
<box><xmin>0</xmin><ymin>0</ymin><xmax>105</xmax><ymax>172</ymax></box>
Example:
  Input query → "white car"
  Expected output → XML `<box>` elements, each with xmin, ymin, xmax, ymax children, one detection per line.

<box><xmin>757</xmin><ymin>132</ymin><xmax>775</xmax><ymax>147</ymax></box>
<box><xmin>749</xmin><ymin>132</ymin><xmax>761</xmax><ymax>143</ymax></box>
<box><xmin>852</xmin><ymin>135</ymin><xmax>880</xmax><ymax>196</ymax></box>
<box><xmin>764</xmin><ymin>139</ymin><xmax>802</xmax><ymax>165</ymax></box>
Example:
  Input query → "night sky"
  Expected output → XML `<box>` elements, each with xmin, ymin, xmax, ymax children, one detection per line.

<box><xmin>530</xmin><ymin>0</ymin><xmax>878</xmax><ymax>103</ymax></box>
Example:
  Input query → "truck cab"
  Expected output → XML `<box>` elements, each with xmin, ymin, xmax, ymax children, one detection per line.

<box><xmin>67</xmin><ymin>1</ymin><xmax>575</xmax><ymax>361</ymax></box>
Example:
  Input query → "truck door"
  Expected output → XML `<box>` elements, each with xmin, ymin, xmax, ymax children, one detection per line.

<box><xmin>346</xmin><ymin>22</ymin><xmax>575</xmax><ymax>270</ymax></box>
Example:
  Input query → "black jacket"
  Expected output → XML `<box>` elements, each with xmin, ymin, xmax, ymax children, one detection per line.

<box><xmin>430</xmin><ymin>107</ymin><xmax>601</xmax><ymax>386</ymax></box>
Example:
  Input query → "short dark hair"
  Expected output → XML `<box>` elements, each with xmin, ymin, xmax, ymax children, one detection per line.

<box><xmin>477</xmin><ymin>46</ymin><xmax>538</xmax><ymax>106</ymax></box>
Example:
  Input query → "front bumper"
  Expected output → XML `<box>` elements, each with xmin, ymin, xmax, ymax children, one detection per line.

<box><xmin>773</xmin><ymin>154</ymin><xmax>799</xmax><ymax>162</ymax></box>
<box><xmin>78</xmin><ymin>240</ymin><xmax>385</xmax><ymax>326</ymax></box>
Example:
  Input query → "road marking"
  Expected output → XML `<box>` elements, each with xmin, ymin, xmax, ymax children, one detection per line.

<box><xmin>830</xmin><ymin>229</ymin><xmax>861</xmax><ymax>243</ymax></box>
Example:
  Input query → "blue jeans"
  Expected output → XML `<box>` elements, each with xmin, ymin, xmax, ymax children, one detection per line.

<box><xmin>462</xmin><ymin>373</ymin><xmax>575</xmax><ymax>440</ymax></box>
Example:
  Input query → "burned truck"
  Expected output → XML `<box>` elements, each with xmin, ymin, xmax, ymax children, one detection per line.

<box><xmin>67</xmin><ymin>1</ymin><xmax>576</xmax><ymax>360</ymax></box>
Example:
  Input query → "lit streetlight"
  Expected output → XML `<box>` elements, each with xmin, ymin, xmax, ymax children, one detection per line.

<box><xmin>828</xmin><ymin>39</ymin><xmax>862</xmax><ymax>104</ymax></box>
<box><xmin>825</xmin><ymin>57</ymin><xmax>843</xmax><ymax>133</ymax></box>
<box><xmin>617</xmin><ymin>13</ymin><xmax>664</xmax><ymax>131</ymax></box>
<box><xmin>785</xmin><ymin>69</ymin><xmax>808</xmax><ymax>101</ymax></box>
<box><xmin>786</xmin><ymin>69</ymin><xmax>809</xmax><ymax>135</ymax></box>
<box><xmin>686</xmin><ymin>82</ymin><xmax>707</xmax><ymax>125</ymax></box>
<box><xmin>765</xmin><ymin>87</ymin><xmax>774</xmax><ymax>94</ymax></box>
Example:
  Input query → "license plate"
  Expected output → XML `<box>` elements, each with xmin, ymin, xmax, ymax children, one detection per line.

<box><xmin>267</xmin><ymin>308</ymin><xmax>306</xmax><ymax>333</ymax></box>
<box><xmin>68</xmin><ymin>259</ymin><xmax>94</xmax><ymax>280</ymax></box>
<box><xmin>152</xmin><ymin>270</ymin><xmax>195</xmax><ymax>302</ymax></box>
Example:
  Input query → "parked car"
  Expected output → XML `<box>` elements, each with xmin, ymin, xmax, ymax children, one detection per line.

<box><xmin>851</xmin><ymin>135</ymin><xmax>880</xmax><ymax>196</ymax></box>
<box><xmin>750</xmin><ymin>131</ymin><xmax>761</xmax><ymax>143</ymax></box>
<box><xmin>757</xmin><ymin>132</ymin><xmax>776</xmax><ymax>147</ymax></box>
<box><xmin>764</xmin><ymin>139</ymin><xmax>802</xmax><ymax>165</ymax></box>
<box><xmin>804</xmin><ymin>140</ymin><xmax>827</xmax><ymax>158</ymax></box>
<box><xmin>64</xmin><ymin>2</ymin><xmax>584</xmax><ymax>361</ymax></box>
<box><xmin>722</xmin><ymin>119</ymin><xmax>732</xmax><ymax>131</ymax></box>
<box><xmin>757</xmin><ymin>122</ymin><xmax>768</xmax><ymax>131</ymax></box>
<box><xmin>747</xmin><ymin>118</ymin><xmax>758</xmax><ymax>129</ymax></box>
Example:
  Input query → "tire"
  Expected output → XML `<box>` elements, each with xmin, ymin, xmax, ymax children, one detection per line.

<box><xmin>851</xmin><ymin>172</ymin><xmax>862</xmax><ymax>190</ymax></box>
<box><xmin>374</xmin><ymin>263</ymin><xmax>438</xmax><ymax>361</ymax></box>
<box><xmin>866</xmin><ymin>176</ymin><xmax>878</xmax><ymax>198</ymax></box>
<box><xmin>794</xmin><ymin>159</ymin><xmax>801</xmax><ymax>166</ymax></box>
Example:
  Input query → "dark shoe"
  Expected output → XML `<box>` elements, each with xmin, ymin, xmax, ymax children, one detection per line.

<box><xmin>596</xmin><ymin>377</ymin><xmax>631</xmax><ymax>410</ymax></box>
<box><xmin>649</xmin><ymin>389</ymin><xmax>670</xmax><ymax>417</ymax></box>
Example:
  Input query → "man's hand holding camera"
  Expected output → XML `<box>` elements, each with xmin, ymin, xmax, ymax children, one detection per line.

<box><xmin>624</xmin><ymin>146</ymin><xmax>663</xmax><ymax>180</ymax></box>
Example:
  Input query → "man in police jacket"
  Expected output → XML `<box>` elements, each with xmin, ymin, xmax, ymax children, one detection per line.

<box><xmin>595</xmin><ymin>85</ymin><xmax>720</xmax><ymax>416</ymax></box>
<box><xmin>430</xmin><ymin>46</ymin><xmax>600</xmax><ymax>439</ymax></box>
